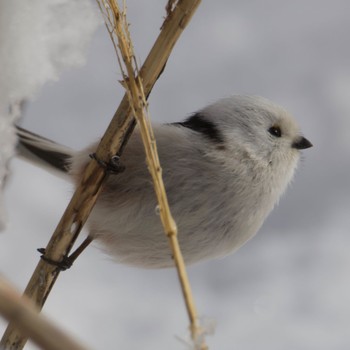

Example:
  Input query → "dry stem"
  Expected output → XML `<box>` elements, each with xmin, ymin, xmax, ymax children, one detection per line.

<box><xmin>0</xmin><ymin>276</ymin><xmax>89</xmax><ymax>350</ymax></box>
<box><xmin>0</xmin><ymin>1</ymin><xmax>201</xmax><ymax>349</ymax></box>
<box><xmin>99</xmin><ymin>1</ymin><xmax>207</xmax><ymax>348</ymax></box>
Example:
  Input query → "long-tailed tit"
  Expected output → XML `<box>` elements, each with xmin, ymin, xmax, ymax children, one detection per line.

<box><xmin>16</xmin><ymin>95</ymin><xmax>312</xmax><ymax>268</ymax></box>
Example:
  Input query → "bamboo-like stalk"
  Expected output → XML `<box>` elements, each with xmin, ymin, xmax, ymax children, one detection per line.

<box><xmin>0</xmin><ymin>276</ymin><xmax>89</xmax><ymax>350</ymax></box>
<box><xmin>0</xmin><ymin>1</ymin><xmax>201</xmax><ymax>349</ymax></box>
<box><xmin>99</xmin><ymin>2</ymin><xmax>207</xmax><ymax>348</ymax></box>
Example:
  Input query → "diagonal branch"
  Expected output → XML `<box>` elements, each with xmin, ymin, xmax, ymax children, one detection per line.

<box><xmin>0</xmin><ymin>276</ymin><xmax>90</xmax><ymax>350</ymax></box>
<box><xmin>0</xmin><ymin>1</ymin><xmax>201</xmax><ymax>349</ymax></box>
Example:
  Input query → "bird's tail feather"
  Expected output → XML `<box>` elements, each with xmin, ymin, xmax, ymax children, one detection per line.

<box><xmin>16</xmin><ymin>126</ymin><xmax>73</xmax><ymax>179</ymax></box>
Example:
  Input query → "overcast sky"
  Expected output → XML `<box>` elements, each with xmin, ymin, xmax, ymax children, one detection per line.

<box><xmin>1</xmin><ymin>1</ymin><xmax>350</xmax><ymax>349</ymax></box>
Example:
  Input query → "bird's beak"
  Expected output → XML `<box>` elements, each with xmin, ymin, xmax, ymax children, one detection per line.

<box><xmin>292</xmin><ymin>136</ymin><xmax>313</xmax><ymax>150</ymax></box>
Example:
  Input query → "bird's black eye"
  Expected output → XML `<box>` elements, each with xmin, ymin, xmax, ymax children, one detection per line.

<box><xmin>268</xmin><ymin>126</ymin><xmax>282</xmax><ymax>138</ymax></box>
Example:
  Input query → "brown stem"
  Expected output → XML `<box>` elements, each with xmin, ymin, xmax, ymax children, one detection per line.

<box><xmin>0</xmin><ymin>1</ymin><xmax>201</xmax><ymax>349</ymax></box>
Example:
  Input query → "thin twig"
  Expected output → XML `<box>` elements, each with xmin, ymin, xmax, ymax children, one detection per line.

<box><xmin>99</xmin><ymin>1</ymin><xmax>207</xmax><ymax>348</ymax></box>
<box><xmin>0</xmin><ymin>276</ymin><xmax>89</xmax><ymax>350</ymax></box>
<box><xmin>0</xmin><ymin>1</ymin><xmax>201</xmax><ymax>349</ymax></box>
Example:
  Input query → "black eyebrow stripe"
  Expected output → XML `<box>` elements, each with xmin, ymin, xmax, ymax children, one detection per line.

<box><xmin>172</xmin><ymin>113</ymin><xmax>224</xmax><ymax>144</ymax></box>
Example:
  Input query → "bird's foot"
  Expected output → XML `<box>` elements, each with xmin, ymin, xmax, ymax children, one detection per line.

<box><xmin>89</xmin><ymin>153</ymin><xmax>125</xmax><ymax>174</ymax></box>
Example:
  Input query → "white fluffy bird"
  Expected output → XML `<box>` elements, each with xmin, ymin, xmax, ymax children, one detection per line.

<box><xmin>16</xmin><ymin>95</ymin><xmax>312</xmax><ymax>268</ymax></box>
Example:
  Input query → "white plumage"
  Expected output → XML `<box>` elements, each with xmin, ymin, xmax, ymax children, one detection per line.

<box><xmin>17</xmin><ymin>95</ymin><xmax>312</xmax><ymax>268</ymax></box>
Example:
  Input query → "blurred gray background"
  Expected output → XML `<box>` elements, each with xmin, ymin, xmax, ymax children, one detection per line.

<box><xmin>1</xmin><ymin>1</ymin><xmax>350</xmax><ymax>349</ymax></box>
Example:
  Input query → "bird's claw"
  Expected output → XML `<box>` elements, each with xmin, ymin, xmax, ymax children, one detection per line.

<box><xmin>37</xmin><ymin>248</ymin><xmax>73</xmax><ymax>271</ymax></box>
<box><xmin>89</xmin><ymin>153</ymin><xmax>125</xmax><ymax>174</ymax></box>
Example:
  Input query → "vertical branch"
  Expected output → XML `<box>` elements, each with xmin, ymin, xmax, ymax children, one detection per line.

<box><xmin>99</xmin><ymin>1</ymin><xmax>207</xmax><ymax>348</ymax></box>
<box><xmin>0</xmin><ymin>1</ymin><xmax>201</xmax><ymax>349</ymax></box>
